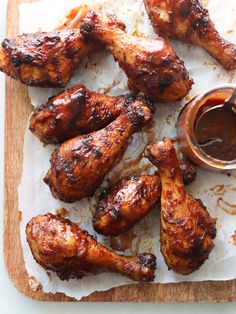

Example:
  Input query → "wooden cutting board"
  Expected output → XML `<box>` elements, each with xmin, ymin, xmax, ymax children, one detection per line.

<box><xmin>3</xmin><ymin>0</ymin><xmax>236</xmax><ymax>302</ymax></box>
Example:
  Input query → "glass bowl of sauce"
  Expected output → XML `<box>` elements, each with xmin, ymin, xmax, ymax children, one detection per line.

<box><xmin>177</xmin><ymin>85</ymin><xmax>236</xmax><ymax>171</ymax></box>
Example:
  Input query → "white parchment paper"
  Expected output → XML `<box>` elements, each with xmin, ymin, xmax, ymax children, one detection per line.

<box><xmin>18</xmin><ymin>0</ymin><xmax>236</xmax><ymax>300</ymax></box>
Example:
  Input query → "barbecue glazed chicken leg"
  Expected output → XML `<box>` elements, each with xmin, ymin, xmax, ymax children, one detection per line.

<box><xmin>94</xmin><ymin>175</ymin><xmax>161</xmax><ymax>236</ymax></box>
<box><xmin>144</xmin><ymin>0</ymin><xmax>236</xmax><ymax>70</ymax></box>
<box><xmin>93</xmin><ymin>160</ymin><xmax>197</xmax><ymax>236</ymax></box>
<box><xmin>0</xmin><ymin>5</ymin><xmax>99</xmax><ymax>87</ymax></box>
<box><xmin>0</xmin><ymin>28</ymin><xmax>99</xmax><ymax>87</ymax></box>
<box><xmin>44</xmin><ymin>99</ymin><xmax>152</xmax><ymax>203</ymax></box>
<box><xmin>80</xmin><ymin>11</ymin><xmax>193</xmax><ymax>102</ymax></box>
<box><xmin>30</xmin><ymin>84</ymin><xmax>147</xmax><ymax>144</ymax></box>
<box><xmin>26</xmin><ymin>214</ymin><xmax>156</xmax><ymax>282</ymax></box>
<box><xmin>145</xmin><ymin>138</ymin><xmax>216</xmax><ymax>274</ymax></box>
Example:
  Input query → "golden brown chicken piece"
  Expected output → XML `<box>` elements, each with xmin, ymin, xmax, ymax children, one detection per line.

<box><xmin>145</xmin><ymin>138</ymin><xmax>216</xmax><ymax>275</ymax></box>
<box><xmin>44</xmin><ymin>100</ymin><xmax>152</xmax><ymax>203</ymax></box>
<box><xmin>26</xmin><ymin>213</ymin><xmax>156</xmax><ymax>282</ymax></box>
<box><xmin>93</xmin><ymin>175</ymin><xmax>161</xmax><ymax>236</ymax></box>
<box><xmin>80</xmin><ymin>11</ymin><xmax>193</xmax><ymax>102</ymax></box>
<box><xmin>144</xmin><ymin>0</ymin><xmax>236</xmax><ymax>70</ymax></box>
<box><xmin>29</xmin><ymin>84</ymin><xmax>150</xmax><ymax>144</ymax></box>
<box><xmin>0</xmin><ymin>29</ymin><xmax>99</xmax><ymax>87</ymax></box>
<box><xmin>93</xmin><ymin>159</ymin><xmax>197</xmax><ymax>236</ymax></box>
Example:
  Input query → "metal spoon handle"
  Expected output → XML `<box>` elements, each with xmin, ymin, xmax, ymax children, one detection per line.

<box><xmin>225</xmin><ymin>88</ymin><xmax>236</xmax><ymax>111</ymax></box>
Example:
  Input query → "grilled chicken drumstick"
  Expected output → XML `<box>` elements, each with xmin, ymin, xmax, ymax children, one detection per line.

<box><xmin>44</xmin><ymin>100</ymin><xmax>152</xmax><ymax>203</ymax></box>
<box><xmin>144</xmin><ymin>138</ymin><xmax>216</xmax><ymax>274</ymax></box>
<box><xmin>26</xmin><ymin>213</ymin><xmax>156</xmax><ymax>282</ymax></box>
<box><xmin>0</xmin><ymin>28</ymin><xmax>100</xmax><ymax>87</ymax></box>
<box><xmin>80</xmin><ymin>10</ymin><xmax>193</xmax><ymax>102</ymax></box>
<box><xmin>94</xmin><ymin>175</ymin><xmax>161</xmax><ymax>236</ymax></box>
<box><xmin>30</xmin><ymin>84</ymin><xmax>149</xmax><ymax>144</ymax></box>
<box><xmin>144</xmin><ymin>0</ymin><xmax>236</xmax><ymax>70</ymax></box>
<box><xmin>93</xmin><ymin>160</ymin><xmax>197</xmax><ymax>236</ymax></box>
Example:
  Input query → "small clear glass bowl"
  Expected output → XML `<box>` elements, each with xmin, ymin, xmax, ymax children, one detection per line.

<box><xmin>177</xmin><ymin>84</ymin><xmax>236</xmax><ymax>171</ymax></box>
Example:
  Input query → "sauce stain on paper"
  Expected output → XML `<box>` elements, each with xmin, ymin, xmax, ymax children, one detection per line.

<box><xmin>108</xmin><ymin>153</ymin><xmax>153</xmax><ymax>185</ymax></box>
<box><xmin>211</xmin><ymin>184</ymin><xmax>225</xmax><ymax>196</ymax></box>
<box><xmin>46</xmin><ymin>271</ymin><xmax>52</xmax><ymax>282</ymax></box>
<box><xmin>217</xmin><ymin>198</ymin><xmax>236</xmax><ymax>215</ymax></box>
<box><xmin>109</xmin><ymin>231</ymin><xmax>136</xmax><ymax>252</ymax></box>
<box><xmin>56</xmin><ymin>208</ymin><xmax>69</xmax><ymax>217</ymax></box>
<box><xmin>202</xmin><ymin>0</ymin><xmax>210</xmax><ymax>6</ymax></box>
<box><xmin>231</xmin><ymin>231</ymin><xmax>236</xmax><ymax>246</ymax></box>
<box><xmin>56</xmin><ymin>5</ymin><xmax>90</xmax><ymax>30</ymax></box>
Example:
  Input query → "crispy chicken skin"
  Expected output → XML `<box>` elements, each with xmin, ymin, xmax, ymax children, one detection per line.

<box><xmin>80</xmin><ymin>11</ymin><xmax>193</xmax><ymax>103</ymax></box>
<box><xmin>144</xmin><ymin>0</ymin><xmax>236</xmax><ymax>70</ymax></box>
<box><xmin>29</xmin><ymin>84</ymin><xmax>149</xmax><ymax>144</ymax></box>
<box><xmin>178</xmin><ymin>159</ymin><xmax>197</xmax><ymax>184</ymax></box>
<box><xmin>93</xmin><ymin>160</ymin><xmax>197</xmax><ymax>236</ymax></box>
<box><xmin>44</xmin><ymin>100</ymin><xmax>152</xmax><ymax>203</ymax></box>
<box><xmin>93</xmin><ymin>175</ymin><xmax>161</xmax><ymax>236</ymax></box>
<box><xmin>0</xmin><ymin>29</ymin><xmax>99</xmax><ymax>87</ymax></box>
<box><xmin>26</xmin><ymin>214</ymin><xmax>156</xmax><ymax>282</ymax></box>
<box><xmin>145</xmin><ymin>138</ymin><xmax>216</xmax><ymax>274</ymax></box>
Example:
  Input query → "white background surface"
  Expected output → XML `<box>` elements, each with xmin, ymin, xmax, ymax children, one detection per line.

<box><xmin>0</xmin><ymin>0</ymin><xmax>236</xmax><ymax>313</ymax></box>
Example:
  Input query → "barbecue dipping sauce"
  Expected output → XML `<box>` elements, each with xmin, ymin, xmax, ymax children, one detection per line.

<box><xmin>194</xmin><ymin>98</ymin><xmax>236</xmax><ymax>161</ymax></box>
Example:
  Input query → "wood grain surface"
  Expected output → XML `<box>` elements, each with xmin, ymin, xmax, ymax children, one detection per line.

<box><xmin>3</xmin><ymin>0</ymin><xmax>236</xmax><ymax>302</ymax></box>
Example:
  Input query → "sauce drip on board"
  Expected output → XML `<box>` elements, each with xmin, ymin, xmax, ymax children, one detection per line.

<box><xmin>194</xmin><ymin>98</ymin><xmax>236</xmax><ymax>161</ymax></box>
